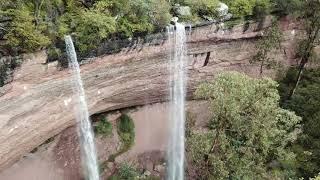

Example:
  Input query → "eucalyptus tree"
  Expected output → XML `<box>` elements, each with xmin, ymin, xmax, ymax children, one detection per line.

<box><xmin>279</xmin><ymin>68</ymin><xmax>320</xmax><ymax>178</ymax></box>
<box><xmin>289</xmin><ymin>0</ymin><xmax>320</xmax><ymax>98</ymax></box>
<box><xmin>251</xmin><ymin>20</ymin><xmax>282</xmax><ymax>75</ymax></box>
<box><xmin>187</xmin><ymin>72</ymin><xmax>301</xmax><ymax>179</ymax></box>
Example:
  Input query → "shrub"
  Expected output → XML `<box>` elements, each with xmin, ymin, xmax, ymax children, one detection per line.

<box><xmin>106</xmin><ymin>0</ymin><xmax>156</xmax><ymax>37</ymax></box>
<box><xmin>95</xmin><ymin>117</ymin><xmax>113</xmax><ymax>137</ymax></box>
<box><xmin>253</xmin><ymin>0</ymin><xmax>272</xmax><ymax>19</ymax></box>
<box><xmin>73</xmin><ymin>10</ymin><xmax>116</xmax><ymax>53</ymax></box>
<box><xmin>47</xmin><ymin>47</ymin><xmax>62</xmax><ymax>62</ymax></box>
<box><xmin>118</xmin><ymin>113</ymin><xmax>135</xmax><ymax>148</ymax></box>
<box><xmin>118</xmin><ymin>164</ymin><xmax>139</xmax><ymax>180</ymax></box>
<box><xmin>0</xmin><ymin>56</ymin><xmax>21</xmax><ymax>87</ymax></box>
<box><xmin>0</xmin><ymin>64</ymin><xmax>7</xmax><ymax>87</ymax></box>
<box><xmin>185</xmin><ymin>0</ymin><xmax>220</xmax><ymax>19</ymax></box>
<box><xmin>118</xmin><ymin>114</ymin><xmax>135</xmax><ymax>135</ymax></box>
<box><xmin>225</xmin><ymin>0</ymin><xmax>256</xmax><ymax>17</ymax></box>
<box><xmin>273</xmin><ymin>0</ymin><xmax>303</xmax><ymax>16</ymax></box>
<box><xmin>4</xmin><ymin>7</ymin><xmax>51</xmax><ymax>52</ymax></box>
<box><xmin>107</xmin><ymin>114</ymin><xmax>135</xmax><ymax>162</ymax></box>
<box><xmin>149</xmin><ymin>0</ymin><xmax>172</xmax><ymax>30</ymax></box>
<box><xmin>108</xmin><ymin>163</ymin><xmax>139</xmax><ymax>180</ymax></box>
<box><xmin>119</xmin><ymin>114</ymin><xmax>135</xmax><ymax>145</ymax></box>
<box><xmin>185</xmin><ymin>111</ymin><xmax>196</xmax><ymax>138</ymax></box>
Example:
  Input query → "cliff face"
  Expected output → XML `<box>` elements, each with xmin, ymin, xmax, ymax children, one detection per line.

<box><xmin>0</xmin><ymin>18</ymin><xmax>298</xmax><ymax>171</ymax></box>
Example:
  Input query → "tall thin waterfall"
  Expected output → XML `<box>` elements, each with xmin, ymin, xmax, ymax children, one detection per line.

<box><xmin>65</xmin><ymin>35</ymin><xmax>99</xmax><ymax>180</ymax></box>
<box><xmin>167</xmin><ymin>22</ymin><xmax>188</xmax><ymax>180</ymax></box>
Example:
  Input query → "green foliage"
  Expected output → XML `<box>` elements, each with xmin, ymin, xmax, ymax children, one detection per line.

<box><xmin>0</xmin><ymin>0</ymin><xmax>171</xmax><ymax>54</ymax></box>
<box><xmin>224</xmin><ymin>0</ymin><xmax>255</xmax><ymax>18</ymax></box>
<box><xmin>118</xmin><ymin>113</ymin><xmax>135</xmax><ymax>150</ymax></box>
<box><xmin>95</xmin><ymin>117</ymin><xmax>113</xmax><ymax>137</ymax></box>
<box><xmin>47</xmin><ymin>47</ymin><xmax>62</xmax><ymax>61</ymax></box>
<box><xmin>223</xmin><ymin>0</ymin><xmax>273</xmax><ymax>18</ymax></box>
<box><xmin>4</xmin><ymin>7</ymin><xmax>51</xmax><ymax>52</ymax></box>
<box><xmin>0</xmin><ymin>66</ymin><xmax>6</xmax><ymax>87</ymax></box>
<box><xmin>185</xmin><ymin>111</ymin><xmax>196</xmax><ymax>138</ymax></box>
<box><xmin>250</xmin><ymin>20</ymin><xmax>282</xmax><ymax>74</ymax></box>
<box><xmin>0</xmin><ymin>56</ymin><xmax>21</xmax><ymax>87</ymax></box>
<box><xmin>188</xmin><ymin>72</ymin><xmax>301</xmax><ymax>179</ymax></box>
<box><xmin>277</xmin><ymin>67</ymin><xmax>299</xmax><ymax>100</ymax></box>
<box><xmin>109</xmin><ymin>164</ymin><xmax>139</xmax><ymax>180</ymax></box>
<box><xmin>74</xmin><ymin>10</ymin><xmax>116</xmax><ymax>53</ymax></box>
<box><xmin>253</xmin><ymin>0</ymin><xmax>272</xmax><ymax>19</ymax></box>
<box><xmin>296</xmin><ymin>39</ymin><xmax>319</xmax><ymax>64</ymax></box>
<box><xmin>105</xmin><ymin>0</ymin><xmax>170</xmax><ymax>37</ymax></box>
<box><xmin>279</xmin><ymin>68</ymin><xmax>320</xmax><ymax>179</ymax></box>
<box><xmin>299</xmin><ymin>0</ymin><xmax>320</xmax><ymax>58</ymax></box>
<box><xmin>118</xmin><ymin>164</ymin><xmax>139</xmax><ymax>180</ymax></box>
<box><xmin>108</xmin><ymin>114</ymin><xmax>135</xmax><ymax>162</ymax></box>
<box><xmin>185</xmin><ymin>0</ymin><xmax>219</xmax><ymax>19</ymax></box>
<box><xmin>273</xmin><ymin>0</ymin><xmax>303</xmax><ymax>16</ymax></box>
<box><xmin>286</xmin><ymin>0</ymin><xmax>320</xmax><ymax>98</ymax></box>
<box><xmin>119</xmin><ymin>114</ymin><xmax>135</xmax><ymax>135</ymax></box>
<box><xmin>148</xmin><ymin>0</ymin><xmax>172</xmax><ymax>30</ymax></box>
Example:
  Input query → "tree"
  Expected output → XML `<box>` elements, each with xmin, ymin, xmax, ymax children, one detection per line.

<box><xmin>1</xmin><ymin>0</ymin><xmax>171</xmax><ymax>55</ymax></box>
<box><xmin>95</xmin><ymin>0</ymin><xmax>171</xmax><ymax>38</ymax></box>
<box><xmin>250</xmin><ymin>20</ymin><xmax>282</xmax><ymax>75</ymax></box>
<box><xmin>148</xmin><ymin>0</ymin><xmax>171</xmax><ymax>30</ymax></box>
<box><xmin>187</xmin><ymin>72</ymin><xmax>301</xmax><ymax>179</ymax></box>
<box><xmin>185</xmin><ymin>0</ymin><xmax>220</xmax><ymax>19</ymax></box>
<box><xmin>253</xmin><ymin>0</ymin><xmax>272</xmax><ymax>20</ymax></box>
<box><xmin>4</xmin><ymin>6</ymin><xmax>51</xmax><ymax>52</ymax></box>
<box><xmin>273</xmin><ymin>0</ymin><xmax>303</xmax><ymax>16</ymax></box>
<box><xmin>289</xmin><ymin>0</ymin><xmax>320</xmax><ymax>98</ymax></box>
<box><xmin>224</xmin><ymin>0</ymin><xmax>256</xmax><ymax>18</ymax></box>
<box><xmin>279</xmin><ymin>68</ymin><xmax>320</xmax><ymax>178</ymax></box>
<box><xmin>73</xmin><ymin>9</ymin><xmax>116</xmax><ymax>53</ymax></box>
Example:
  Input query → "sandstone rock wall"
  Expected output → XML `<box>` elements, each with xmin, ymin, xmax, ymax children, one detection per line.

<box><xmin>0</xmin><ymin>18</ymin><xmax>298</xmax><ymax>171</ymax></box>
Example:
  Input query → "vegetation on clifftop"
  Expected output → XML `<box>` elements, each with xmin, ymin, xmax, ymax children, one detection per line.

<box><xmin>0</xmin><ymin>0</ymin><xmax>309</xmax><ymax>57</ymax></box>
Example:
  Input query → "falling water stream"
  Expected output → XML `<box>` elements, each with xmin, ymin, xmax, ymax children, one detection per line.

<box><xmin>167</xmin><ymin>22</ymin><xmax>188</xmax><ymax>180</ymax></box>
<box><xmin>65</xmin><ymin>35</ymin><xmax>99</xmax><ymax>180</ymax></box>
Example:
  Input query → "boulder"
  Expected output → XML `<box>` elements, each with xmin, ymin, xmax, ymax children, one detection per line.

<box><xmin>143</xmin><ymin>170</ymin><xmax>151</xmax><ymax>177</ymax></box>
<box><xmin>154</xmin><ymin>164</ymin><xmax>166</xmax><ymax>173</ymax></box>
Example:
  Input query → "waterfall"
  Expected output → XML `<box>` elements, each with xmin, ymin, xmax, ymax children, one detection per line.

<box><xmin>64</xmin><ymin>35</ymin><xmax>100</xmax><ymax>180</ymax></box>
<box><xmin>167</xmin><ymin>22</ymin><xmax>188</xmax><ymax>180</ymax></box>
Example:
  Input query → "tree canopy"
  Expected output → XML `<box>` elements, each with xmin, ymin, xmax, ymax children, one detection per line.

<box><xmin>0</xmin><ymin>0</ymin><xmax>308</xmax><ymax>56</ymax></box>
<box><xmin>0</xmin><ymin>0</ymin><xmax>172</xmax><ymax>55</ymax></box>
<box><xmin>279</xmin><ymin>68</ymin><xmax>320</xmax><ymax>179</ymax></box>
<box><xmin>187</xmin><ymin>72</ymin><xmax>301</xmax><ymax>179</ymax></box>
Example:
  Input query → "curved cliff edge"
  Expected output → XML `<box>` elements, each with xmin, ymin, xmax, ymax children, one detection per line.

<box><xmin>0</xmin><ymin>17</ymin><xmax>299</xmax><ymax>171</ymax></box>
